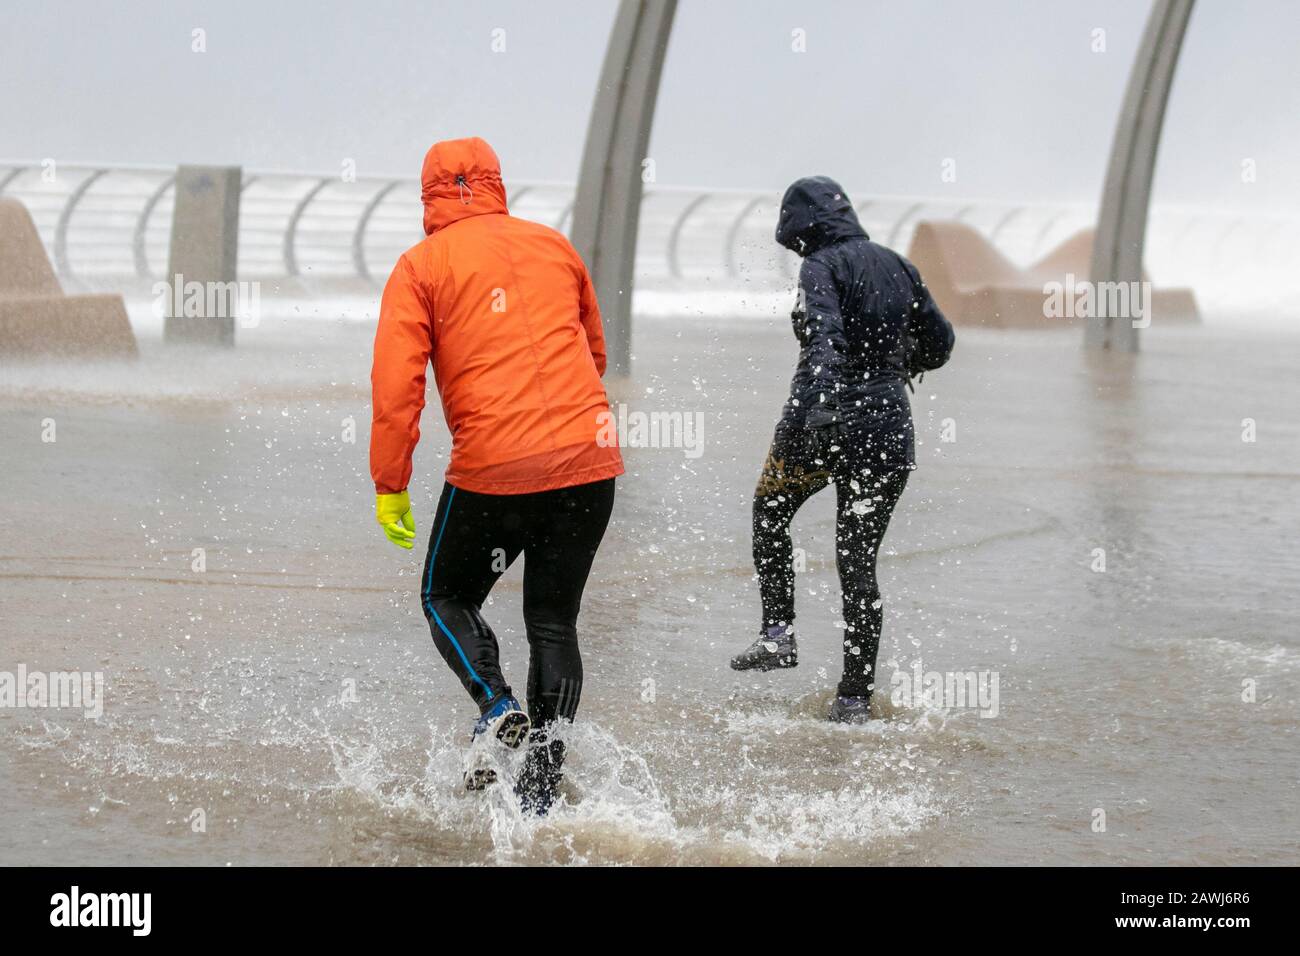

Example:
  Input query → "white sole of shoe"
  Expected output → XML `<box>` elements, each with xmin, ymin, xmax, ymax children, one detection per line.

<box><xmin>463</xmin><ymin>710</ymin><xmax>531</xmax><ymax>791</ymax></box>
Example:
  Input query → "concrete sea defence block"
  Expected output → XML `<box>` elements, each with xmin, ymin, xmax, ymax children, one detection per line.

<box><xmin>0</xmin><ymin>198</ymin><xmax>137</xmax><ymax>358</ymax></box>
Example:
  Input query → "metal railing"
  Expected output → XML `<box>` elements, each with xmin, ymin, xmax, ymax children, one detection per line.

<box><xmin>3</xmin><ymin>161</ymin><xmax>1298</xmax><ymax>314</ymax></box>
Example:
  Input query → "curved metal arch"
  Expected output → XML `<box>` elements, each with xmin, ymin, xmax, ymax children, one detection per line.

<box><xmin>1167</xmin><ymin>213</ymin><xmax>1202</xmax><ymax>255</ymax></box>
<box><xmin>570</xmin><ymin>0</ymin><xmax>678</xmax><ymax>374</ymax></box>
<box><xmin>723</xmin><ymin>195</ymin><xmax>766</xmax><ymax>279</ymax></box>
<box><xmin>1087</xmin><ymin>0</ymin><xmax>1196</xmax><ymax>350</ymax></box>
<box><xmin>555</xmin><ymin>199</ymin><xmax>576</xmax><ymax>234</ymax></box>
<box><xmin>988</xmin><ymin>206</ymin><xmax>1024</xmax><ymax>246</ymax></box>
<box><xmin>283</xmin><ymin>177</ymin><xmax>333</xmax><ymax>276</ymax></box>
<box><xmin>132</xmin><ymin>173</ymin><xmax>176</xmax><ymax>278</ymax></box>
<box><xmin>54</xmin><ymin>168</ymin><xmax>109</xmax><ymax>281</ymax></box>
<box><xmin>506</xmin><ymin>184</ymin><xmax>533</xmax><ymax>208</ymax></box>
<box><xmin>666</xmin><ymin>193</ymin><xmax>709</xmax><ymax>279</ymax></box>
<box><xmin>886</xmin><ymin>201</ymin><xmax>926</xmax><ymax>249</ymax></box>
<box><xmin>1030</xmin><ymin>209</ymin><xmax>1071</xmax><ymax>258</ymax></box>
<box><xmin>1251</xmin><ymin>219</ymin><xmax>1288</xmax><ymax>266</ymax></box>
<box><xmin>0</xmin><ymin>166</ymin><xmax>24</xmax><ymax>195</ymax></box>
<box><xmin>351</xmin><ymin>179</ymin><xmax>402</xmax><ymax>283</ymax></box>
<box><xmin>780</xmin><ymin>247</ymin><xmax>798</xmax><ymax>282</ymax></box>
<box><xmin>1209</xmin><ymin>217</ymin><xmax>1246</xmax><ymax>261</ymax></box>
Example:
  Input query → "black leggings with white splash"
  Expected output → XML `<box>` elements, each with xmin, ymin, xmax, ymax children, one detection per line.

<box><xmin>753</xmin><ymin>426</ymin><xmax>909</xmax><ymax>698</ymax></box>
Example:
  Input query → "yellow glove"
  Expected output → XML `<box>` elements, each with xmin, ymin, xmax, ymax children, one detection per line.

<box><xmin>376</xmin><ymin>490</ymin><xmax>416</xmax><ymax>549</ymax></box>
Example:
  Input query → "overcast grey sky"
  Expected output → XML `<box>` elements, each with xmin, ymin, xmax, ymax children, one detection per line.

<box><xmin>2</xmin><ymin>0</ymin><xmax>1297</xmax><ymax>210</ymax></box>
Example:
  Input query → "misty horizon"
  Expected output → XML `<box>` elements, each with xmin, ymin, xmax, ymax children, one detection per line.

<box><xmin>2</xmin><ymin>0</ymin><xmax>1298</xmax><ymax>213</ymax></box>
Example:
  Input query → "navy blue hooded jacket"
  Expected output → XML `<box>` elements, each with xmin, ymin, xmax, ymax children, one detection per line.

<box><xmin>774</xmin><ymin>176</ymin><xmax>955</xmax><ymax>468</ymax></box>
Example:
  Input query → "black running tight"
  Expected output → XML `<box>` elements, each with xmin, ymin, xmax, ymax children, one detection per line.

<box><xmin>419</xmin><ymin>478</ymin><xmax>615</xmax><ymax>726</ymax></box>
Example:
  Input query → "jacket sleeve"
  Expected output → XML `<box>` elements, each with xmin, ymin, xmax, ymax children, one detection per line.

<box><xmin>799</xmin><ymin>254</ymin><xmax>848</xmax><ymax>426</ymax></box>
<box><xmin>574</xmin><ymin>250</ymin><xmax>607</xmax><ymax>376</ymax></box>
<box><xmin>370</xmin><ymin>253</ymin><xmax>433</xmax><ymax>495</ymax></box>
<box><xmin>900</xmin><ymin>256</ymin><xmax>955</xmax><ymax>373</ymax></box>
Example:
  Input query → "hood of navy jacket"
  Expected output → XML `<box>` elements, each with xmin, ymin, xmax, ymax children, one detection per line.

<box><xmin>774</xmin><ymin>176</ymin><xmax>868</xmax><ymax>256</ymax></box>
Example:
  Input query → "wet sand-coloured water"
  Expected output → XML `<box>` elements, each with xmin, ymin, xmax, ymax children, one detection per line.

<box><xmin>1</xmin><ymin>317</ymin><xmax>1297</xmax><ymax>864</ymax></box>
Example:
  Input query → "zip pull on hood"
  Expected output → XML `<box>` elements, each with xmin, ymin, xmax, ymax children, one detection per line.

<box><xmin>775</xmin><ymin>175</ymin><xmax>868</xmax><ymax>257</ymax></box>
<box><xmin>420</xmin><ymin>137</ymin><xmax>508</xmax><ymax>235</ymax></box>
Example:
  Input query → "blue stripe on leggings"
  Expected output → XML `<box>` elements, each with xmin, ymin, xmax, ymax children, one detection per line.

<box><xmin>421</xmin><ymin>486</ymin><xmax>494</xmax><ymax>701</ymax></box>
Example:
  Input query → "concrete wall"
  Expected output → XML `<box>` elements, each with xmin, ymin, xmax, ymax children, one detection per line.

<box><xmin>163</xmin><ymin>165</ymin><xmax>242</xmax><ymax>346</ymax></box>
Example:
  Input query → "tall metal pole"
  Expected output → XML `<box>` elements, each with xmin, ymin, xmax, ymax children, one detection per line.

<box><xmin>1087</xmin><ymin>0</ymin><xmax>1195</xmax><ymax>351</ymax></box>
<box><xmin>571</xmin><ymin>0</ymin><xmax>677</xmax><ymax>375</ymax></box>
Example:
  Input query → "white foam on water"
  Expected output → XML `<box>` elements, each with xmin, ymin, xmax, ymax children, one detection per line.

<box><xmin>722</xmin><ymin>686</ymin><xmax>974</xmax><ymax>743</ymax></box>
<box><xmin>314</xmin><ymin>704</ymin><xmax>953</xmax><ymax>865</ymax></box>
<box><xmin>6</xmin><ymin>623</ymin><xmax>981</xmax><ymax>864</ymax></box>
<box><xmin>1195</xmin><ymin>638</ymin><xmax>1299</xmax><ymax>672</ymax></box>
<box><xmin>321</xmin><ymin>717</ymin><xmax>697</xmax><ymax>864</ymax></box>
<box><xmin>722</xmin><ymin>782</ymin><xmax>941</xmax><ymax>861</ymax></box>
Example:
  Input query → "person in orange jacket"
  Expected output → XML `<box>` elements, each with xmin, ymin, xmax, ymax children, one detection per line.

<box><xmin>371</xmin><ymin>137</ymin><xmax>623</xmax><ymax>814</ymax></box>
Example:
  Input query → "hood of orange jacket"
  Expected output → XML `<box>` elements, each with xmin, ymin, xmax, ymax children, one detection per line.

<box><xmin>370</xmin><ymin>136</ymin><xmax>624</xmax><ymax>497</ymax></box>
<box><xmin>420</xmin><ymin>137</ymin><xmax>508</xmax><ymax>236</ymax></box>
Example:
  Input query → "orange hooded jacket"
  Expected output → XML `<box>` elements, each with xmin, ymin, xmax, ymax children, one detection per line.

<box><xmin>370</xmin><ymin>137</ymin><xmax>624</xmax><ymax>496</ymax></box>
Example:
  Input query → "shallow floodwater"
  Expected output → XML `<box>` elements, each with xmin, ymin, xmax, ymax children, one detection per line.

<box><xmin>1</xmin><ymin>316</ymin><xmax>1296</xmax><ymax>865</ymax></box>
